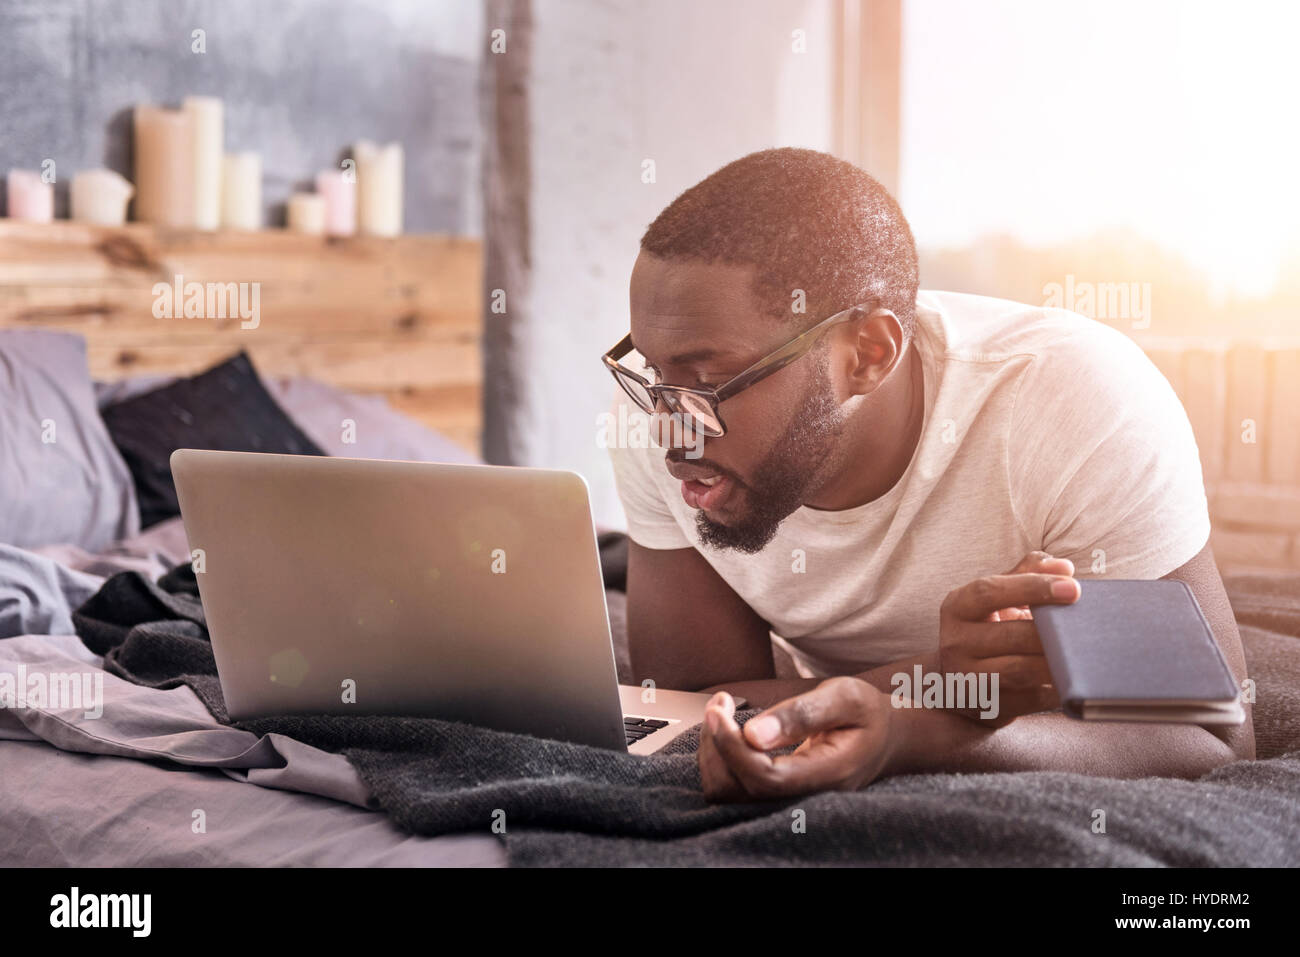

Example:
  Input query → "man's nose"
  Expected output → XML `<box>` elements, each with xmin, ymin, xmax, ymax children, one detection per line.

<box><xmin>653</xmin><ymin>414</ymin><xmax>709</xmax><ymax>459</ymax></box>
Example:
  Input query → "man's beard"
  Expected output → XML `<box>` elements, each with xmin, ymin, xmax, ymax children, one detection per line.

<box><xmin>695</xmin><ymin>357</ymin><xmax>845</xmax><ymax>555</ymax></box>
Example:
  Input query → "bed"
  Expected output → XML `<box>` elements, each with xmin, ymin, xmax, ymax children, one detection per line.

<box><xmin>0</xmin><ymin>224</ymin><xmax>505</xmax><ymax>866</ymax></box>
<box><xmin>3</xmin><ymin>227</ymin><xmax>1300</xmax><ymax>866</ymax></box>
<box><xmin>4</xmin><ymin>496</ymin><xmax>1300</xmax><ymax>867</ymax></box>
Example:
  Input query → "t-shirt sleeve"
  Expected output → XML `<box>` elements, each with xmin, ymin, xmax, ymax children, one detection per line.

<box><xmin>605</xmin><ymin>390</ymin><xmax>692</xmax><ymax>550</ymax></box>
<box><xmin>1006</xmin><ymin>325</ymin><xmax>1211</xmax><ymax>579</ymax></box>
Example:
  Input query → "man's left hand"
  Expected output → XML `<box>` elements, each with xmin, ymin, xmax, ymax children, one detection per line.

<box><xmin>699</xmin><ymin>677</ymin><xmax>897</xmax><ymax>802</ymax></box>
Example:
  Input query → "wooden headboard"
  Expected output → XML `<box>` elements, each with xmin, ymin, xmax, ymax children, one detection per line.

<box><xmin>0</xmin><ymin>221</ymin><xmax>482</xmax><ymax>454</ymax></box>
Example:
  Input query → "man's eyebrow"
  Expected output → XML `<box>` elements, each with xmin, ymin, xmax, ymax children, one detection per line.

<box><xmin>666</xmin><ymin>347</ymin><xmax>730</xmax><ymax>365</ymax></box>
<box><xmin>633</xmin><ymin>343</ymin><xmax>733</xmax><ymax>366</ymax></box>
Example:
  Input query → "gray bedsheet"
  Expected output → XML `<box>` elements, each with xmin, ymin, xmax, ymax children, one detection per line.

<box><xmin>1</xmin><ymin>741</ymin><xmax>500</xmax><ymax>867</ymax></box>
<box><xmin>5</xmin><ymin>521</ymin><xmax>1300</xmax><ymax>867</ymax></box>
<box><xmin>0</xmin><ymin>527</ymin><xmax>505</xmax><ymax>867</ymax></box>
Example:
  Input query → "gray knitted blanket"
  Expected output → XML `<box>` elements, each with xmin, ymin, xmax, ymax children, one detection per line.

<box><xmin>73</xmin><ymin>566</ymin><xmax>1300</xmax><ymax>866</ymax></box>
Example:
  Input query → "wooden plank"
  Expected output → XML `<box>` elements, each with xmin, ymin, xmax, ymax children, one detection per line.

<box><xmin>0</xmin><ymin>221</ymin><xmax>484</xmax><ymax>456</ymax></box>
<box><xmin>1224</xmin><ymin>345</ymin><xmax>1269</xmax><ymax>481</ymax></box>
<box><xmin>0</xmin><ymin>288</ymin><xmax>477</xmax><ymax>339</ymax></box>
<box><xmin>1182</xmin><ymin>348</ymin><xmax>1227</xmax><ymax>485</ymax></box>
<box><xmin>1213</xmin><ymin>482</ymin><xmax>1300</xmax><ymax>530</ymax></box>
<box><xmin>0</xmin><ymin>221</ymin><xmax>479</xmax><ymax>279</ymax></box>
<box><xmin>1269</xmin><ymin>349</ymin><xmax>1300</xmax><ymax>484</ymax></box>
<box><xmin>82</xmin><ymin>338</ymin><xmax>479</xmax><ymax>391</ymax></box>
<box><xmin>1209</xmin><ymin>526</ymin><xmax>1291</xmax><ymax>569</ymax></box>
<box><xmin>382</xmin><ymin>384</ymin><xmax>483</xmax><ymax>430</ymax></box>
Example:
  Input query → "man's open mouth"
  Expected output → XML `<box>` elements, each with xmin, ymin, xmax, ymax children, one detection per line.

<box><xmin>670</xmin><ymin>470</ymin><xmax>732</xmax><ymax>512</ymax></box>
<box><xmin>666</xmin><ymin>458</ymin><xmax>739</xmax><ymax>512</ymax></box>
<box><xmin>681</xmin><ymin>474</ymin><xmax>733</xmax><ymax>511</ymax></box>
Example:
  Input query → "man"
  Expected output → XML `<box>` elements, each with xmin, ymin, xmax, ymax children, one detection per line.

<box><xmin>603</xmin><ymin>147</ymin><xmax>1253</xmax><ymax>802</ymax></box>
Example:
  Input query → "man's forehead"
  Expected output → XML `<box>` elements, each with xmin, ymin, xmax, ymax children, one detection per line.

<box><xmin>629</xmin><ymin>254</ymin><xmax>763</xmax><ymax>360</ymax></box>
<box><xmin>629</xmin><ymin>252</ymin><xmax>754</xmax><ymax>304</ymax></box>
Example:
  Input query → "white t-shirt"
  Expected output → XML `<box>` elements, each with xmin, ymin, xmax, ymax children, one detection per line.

<box><xmin>608</xmin><ymin>289</ymin><xmax>1211</xmax><ymax>678</ymax></box>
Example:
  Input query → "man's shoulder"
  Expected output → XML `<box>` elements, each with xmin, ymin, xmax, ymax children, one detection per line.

<box><xmin>917</xmin><ymin>289</ymin><xmax>1149</xmax><ymax>380</ymax></box>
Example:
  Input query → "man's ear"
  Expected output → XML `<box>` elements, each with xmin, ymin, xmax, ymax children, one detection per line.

<box><xmin>842</xmin><ymin>308</ymin><xmax>904</xmax><ymax>397</ymax></box>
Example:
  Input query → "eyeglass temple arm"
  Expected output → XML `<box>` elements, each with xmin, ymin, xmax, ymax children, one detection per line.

<box><xmin>604</xmin><ymin>333</ymin><xmax>635</xmax><ymax>363</ymax></box>
<box><xmin>714</xmin><ymin>306</ymin><xmax>864</xmax><ymax>402</ymax></box>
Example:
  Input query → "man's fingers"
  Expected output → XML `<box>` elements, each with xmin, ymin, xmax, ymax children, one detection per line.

<box><xmin>742</xmin><ymin>677</ymin><xmax>872</xmax><ymax>751</ymax></box>
<box><xmin>706</xmin><ymin>690</ymin><xmax>737</xmax><ymax>724</ymax></box>
<box><xmin>952</xmin><ymin>619</ymin><xmax>1041</xmax><ymax>657</ymax></box>
<box><xmin>944</xmin><ymin>573</ymin><xmax>1079</xmax><ymax>622</ymax></box>
<box><xmin>708</xmin><ymin>702</ymin><xmax>781</xmax><ymax>796</ymax></box>
<box><xmin>971</xmin><ymin>653</ymin><xmax>1054</xmax><ymax>689</ymax></box>
<box><xmin>699</xmin><ymin>693</ymin><xmax>746</xmax><ymax>800</ymax></box>
<box><xmin>755</xmin><ymin>734</ymin><xmax>867</xmax><ymax>796</ymax></box>
<box><xmin>1008</xmin><ymin>551</ymin><xmax>1074</xmax><ymax>576</ymax></box>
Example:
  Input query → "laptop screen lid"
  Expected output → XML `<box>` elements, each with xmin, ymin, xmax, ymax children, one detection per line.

<box><xmin>170</xmin><ymin>449</ymin><xmax>627</xmax><ymax>750</ymax></box>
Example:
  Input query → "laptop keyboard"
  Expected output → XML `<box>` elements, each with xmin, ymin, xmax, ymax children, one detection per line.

<box><xmin>624</xmin><ymin>716</ymin><xmax>671</xmax><ymax>747</ymax></box>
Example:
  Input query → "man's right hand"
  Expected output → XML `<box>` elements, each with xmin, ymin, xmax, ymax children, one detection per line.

<box><xmin>936</xmin><ymin>551</ymin><xmax>1080</xmax><ymax>727</ymax></box>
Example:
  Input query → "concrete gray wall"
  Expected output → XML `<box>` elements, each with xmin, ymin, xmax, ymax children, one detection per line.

<box><xmin>0</xmin><ymin>0</ymin><xmax>482</xmax><ymax>233</ymax></box>
<box><xmin>486</xmin><ymin>0</ymin><xmax>838</xmax><ymax>529</ymax></box>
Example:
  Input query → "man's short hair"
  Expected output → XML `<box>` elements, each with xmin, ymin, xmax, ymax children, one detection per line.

<box><xmin>640</xmin><ymin>147</ymin><xmax>919</xmax><ymax>339</ymax></box>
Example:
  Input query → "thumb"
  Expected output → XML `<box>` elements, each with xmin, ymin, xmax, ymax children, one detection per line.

<box><xmin>743</xmin><ymin>677</ymin><xmax>874</xmax><ymax>750</ymax></box>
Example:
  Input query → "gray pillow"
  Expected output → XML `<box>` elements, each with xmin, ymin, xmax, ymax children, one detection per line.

<box><xmin>262</xmin><ymin>374</ymin><xmax>481</xmax><ymax>464</ymax></box>
<box><xmin>97</xmin><ymin>372</ymin><xmax>481</xmax><ymax>466</ymax></box>
<box><xmin>0</xmin><ymin>331</ymin><xmax>139</xmax><ymax>550</ymax></box>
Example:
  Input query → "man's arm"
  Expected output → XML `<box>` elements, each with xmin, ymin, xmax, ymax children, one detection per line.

<box><xmin>701</xmin><ymin>681</ymin><xmax>1240</xmax><ymax>801</ymax></box>
<box><xmin>888</xmin><ymin>540</ymin><xmax>1254</xmax><ymax>775</ymax></box>
<box><xmin>628</xmin><ymin>540</ymin><xmax>943</xmax><ymax>705</ymax></box>
<box><xmin>886</xmin><ymin>706</ymin><xmax>1236</xmax><ymax>779</ymax></box>
<box><xmin>702</xmin><ymin>550</ymin><xmax>1070</xmax><ymax>711</ymax></box>
<box><xmin>625</xmin><ymin>540</ymin><xmax>775</xmax><ymax>691</ymax></box>
<box><xmin>897</xmin><ymin>541</ymin><xmax>1254</xmax><ymax>776</ymax></box>
<box><xmin>1159</xmin><ymin>541</ymin><xmax>1254</xmax><ymax>760</ymax></box>
<box><xmin>699</xmin><ymin>542</ymin><xmax>1254</xmax><ymax>799</ymax></box>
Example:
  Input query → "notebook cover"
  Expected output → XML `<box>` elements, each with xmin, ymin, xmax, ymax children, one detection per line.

<box><xmin>1033</xmin><ymin>579</ymin><xmax>1240</xmax><ymax>718</ymax></box>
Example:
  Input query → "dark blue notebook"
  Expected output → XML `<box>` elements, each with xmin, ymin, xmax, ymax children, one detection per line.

<box><xmin>1033</xmin><ymin>579</ymin><xmax>1245</xmax><ymax>724</ymax></box>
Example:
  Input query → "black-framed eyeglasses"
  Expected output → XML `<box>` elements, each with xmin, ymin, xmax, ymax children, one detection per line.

<box><xmin>601</xmin><ymin>302</ymin><xmax>872</xmax><ymax>438</ymax></box>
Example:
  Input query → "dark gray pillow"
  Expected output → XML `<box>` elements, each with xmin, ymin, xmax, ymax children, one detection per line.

<box><xmin>0</xmin><ymin>330</ymin><xmax>140</xmax><ymax>550</ymax></box>
<box><xmin>100</xmin><ymin>352</ymin><xmax>326</xmax><ymax>528</ymax></box>
<box><xmin>262</xmin><ymin>374</ymin><xmax>480</xmax><ymax>464</ymax></box>
<box><xmin>97</xmin><ymin>373</ymin><xmax>482</xmax><ymax>466</ymax></box>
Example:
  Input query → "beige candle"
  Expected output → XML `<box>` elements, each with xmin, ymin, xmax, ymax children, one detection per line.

<box><xmin>354</xmin><ymin>140</ymin><xmax>404</xmax><ymax>237</ymax></box>
<box><xmin>183</xmin><ymin>96</ymin><xmax>223</xmax><ymax>230</ymax></box>
<box><xmin>70</xmin><ymin>169</ymin><xmax>135</xmax><ymax>225</ymax></box>
<box><xmin>286</xmin><ymin>192</ymin><xmax>326</xmax><ymax>235</ymax></box>
<box><xmin>133</xmin><ymin>105</ymin><xmax>195</xmax><ymax>228</ymax></box>
<box><xmin>221</xmin><ymin>152</ymin><xmax>261</xmax><ymax>230</ymax></box>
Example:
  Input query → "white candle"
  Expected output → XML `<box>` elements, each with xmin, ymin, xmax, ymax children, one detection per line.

<box><xmin>354</xmin><ymin>140</ymin><xmax>403</xmax><ymax>237</ymax></box>
<box><xmin>221</xmin><ymin>152</ymin><xmax>261</xmax><ymax>230</ymax></box>
<box><xmin>133</xmin><ymin>105</ymin><xmax>195</xmax><ymax>227</ymax></box>
<box><xmin>316</xmin><ymin>169</ymin><xmax>356</xmax><ymax>237</ymax></box>
<box><xmin>70</xmin><ymin>169</ymin><xmax>135</xmax><ymax>225</ymax></box>
<box><xmin>286</xmin><ymin>192</ymin><xmax>326</xmax><ymax>235</ymax></box>
<box><xmin>183</xmin><ymin>96</ymin><xmax>223</xmax><ymax>231</ymax></box>
<box><xmin>5</xmin><ymin>170</ymin><xmax>54</xmax><ymax>222</ymax></box>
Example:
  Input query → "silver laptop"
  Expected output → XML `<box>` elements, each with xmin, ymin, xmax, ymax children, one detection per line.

<box><xmin>170</xmin><ymin>449</ymin><xmax>713</xmax><ymax>754</ymax></box>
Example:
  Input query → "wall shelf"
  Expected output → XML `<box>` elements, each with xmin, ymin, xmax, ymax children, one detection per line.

<box><xmin>0</xmin><ymin>220</ymin><xmax>483</xmax><ymax>453</ymax></box>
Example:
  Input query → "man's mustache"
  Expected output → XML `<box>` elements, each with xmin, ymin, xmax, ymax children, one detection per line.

<box><xmin>665</xmin><ymin>452</ymin><xmax>746</xmax><ymax>488</ymax></box>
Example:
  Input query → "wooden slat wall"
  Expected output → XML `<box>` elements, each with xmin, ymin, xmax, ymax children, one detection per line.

<box><xmin>1137</xmin><ymin>335</ymin><xmax>1300</xmax><ymax>573</ymax></box>
<box><xmin>0</xmin><ymin>221</ymin><xmax>482</xmax><ymax>453</ymax></box>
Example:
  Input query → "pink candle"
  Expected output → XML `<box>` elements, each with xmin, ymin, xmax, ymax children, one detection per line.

<box><xmin>316</xmin><ymin>169</ymin><xmax>356</xmax><ymax>237</ymax></box>
<box><xmin>6</xmin><ymin>170</ymin><xmax>54</xmax><ymax>222</ymax></box>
